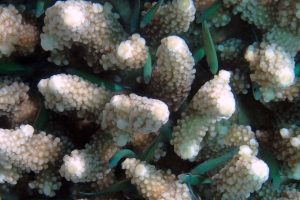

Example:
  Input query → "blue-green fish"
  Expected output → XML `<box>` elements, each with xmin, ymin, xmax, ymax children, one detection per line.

<box><xmin>143</xmin><ymin>52</ymin><xmax>152</xmax><ymax>84</ymax></box>
<box><xmin>193</xmin><ymin>46</ymin><xmax>206</xmax><ymax>63</ymax></box>
<box><xmin>0</xmin><ymin>61</ymin><xmax>33</xmax><ymax>75</ymax></box>
<box><xmin>140</xmin><ymin>0</ymin><xmax>164</xmax><ymax>28</ymax></box>
<box><xmin>178</xmin><ymin>174</ymin><xmax>211</xmax><ymax>185</ymax></box>
<box><xmin>35</xmin><ymin>0</ymin><xmax>45</xmax><ymax>18</ymax></box>
<box><xmin>191</xmin><ymin>146</ymin><xmax>239</xmax><ymax>175</ymax></box>
<box><xmin>251</xmin><ymin>81</ymin><xmax>262</xmax><ymax>101</ymax></box>
<box><xmin>258</xmin><ymin>147</ymin><xmax>280</xmax><ymax>190</ymax></box>
<box><xmin>108</xmin><ymin>149</ymin><xmax>136</xmax><ymax>168</ymax></box>
<box><xmin>131</xmin><ymin>0</ymin><xmax>140</xmax><ymax>32</ymax></box>
<box><xmin>35</xmin><ymin>0</ymin><xmax>53</xmax><ymax>18</ymax></box>
<box><xmin>66</xmin><ymin>68</ymin><xmax>131</xmax><ymax>92</ymax></box>
<box><xmin>34</xmin><ymin>104</ymin><xmax>50</xmax><ymax>131</ymax></box>
<box><xmin>202</xmin><ymin>19</ymin><xmax>218</xmax><ymax>74</ymax></box>
<box><xmin>295</xmin><ymin>62</ymin><xmax>300</xmax><ymax>77</ymax></box>
<box><xmin>196</xmin><ymin>0</ymin><xmax>223</xmax><ymax>23</ymax></box>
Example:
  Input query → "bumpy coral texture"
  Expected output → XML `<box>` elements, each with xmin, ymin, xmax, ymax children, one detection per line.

<box><xmin>28</xmin><ymin>135</ymin><xmax>74</xmax><ymax>197</ymax></box>
<box><xmin>0</xmin><ymin>76</ymin><xmax>29</xmax><ymax>115</ymax></box>
<box><xmin>256</xmin><ymin>127</ymin><xmax>300</xmax><ymax>180</ymax></box>
<box><xmin>147</xmin><ymin>36</ymin><xmax>195</xmax><ymax>112</ymax></box>
<box><xmin>223</xmin><ymin>0</ymin><xmax>277</xmax><ymax>30</ymax></box>
<box><xmin>100</xmin><ymin>34</ymin><xmax>149</xmax><ymax>71</ymax></box>
<box><xmin>171</xmin><ymin>114</ymin><xmax>211</xmax><ymax>161</ymax></box>
<box><xmin>0</xmin><ymin>4</ymin><xmax>39</xmax><ymax>59</ymax></box>
<box><xmin>40</xmin><ymin>0</ymin><xmax>128</xmax><ymax>71</ymax></box>
<box><xmin>245</xmin><ymin>43</ymin><xmax>295</xmax><ymax>102</ymax></box>
<box><xmin>38</xmin><ymin>74</ymin><xmax>112</xmax><ymax>123</ymax></box>
<box><xmin>132</xmin><ymin>132</ymin><xmax>166</xmax><ymax>162</ymax></box>
<box><xmin>101</xmin><ymin>94</ymin><xmax>169</xmax><ymax>146</ymax></box>
<box><xmin>217</xmin><ymin>38</ymin><xmax>245</xmax><ymax>64</ymax></box>
<box><xmin>255</xmin><ymin>183</ymin><xmax>300</xmax><ymax>200</ymax></box>
<box><xmin>0</xmin><ymin>125</ymin><xmax>63</xmax><ymax>173</ymax></box>
<box><xmin>142</xmin><ymin>0</ymin><xmax>196</xmax><ymax>46</ymax></box>
<box><xmin>196</xmin><ymin>123</ymin><xmax>259</xmax><ymax>163</ymax></box>
<box><xmin>60</xmin><ymin>132</ymin><xmax>118</xmax><ymax>183</ymax></box>
<box><xmin>211</xmin><ymin>145</ymin><xmax>269</xmax><ymax>199</ymax></box>
<box><xmin>122</xmin><ymin>158</ymin><xmax>192</xmax><ymax>200</ymax></box>
<box><xmin>0</xmin><ymin>165</ymin><xmax>22</xmax><ymax>185</ymax></box>
<box><xmin>263</xmin><ymin>25</ymin><xmax>300</xmax><ymax>57</ymax></box>
<box><xmin>29</xmin><ymin>168</ymin><xmax>62</xmax><ymax>197</ymax></box>
<box><xmin>277</xmin><ymin>0</ymin><xmax>300</xmax><ymax>34</ymax></box>
<box><xmin>230</xmin><ymin>68</ymin><xmax>250</xmax><ymax>95</ymax></box>
<box><xmin>187</xmin><ymin>70</ymin><xmax>236</xmax><ymax>122</ymax></box>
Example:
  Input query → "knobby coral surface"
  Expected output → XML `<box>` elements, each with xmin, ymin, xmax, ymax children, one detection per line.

<box><xmin>0</xmin><ymin>0</ymin><xmax>300</xmax><ymax>199</ymax></box>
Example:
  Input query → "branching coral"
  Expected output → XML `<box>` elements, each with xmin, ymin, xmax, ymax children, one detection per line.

<box><xmin>196</xmin><ymin>123</ymin><xmax>259</xmax><ymax>162</ymax></box>
<box><xmin>0</xmin><ymin>76</ymin><xmax>30</xmax><ymax>119</ymax></box>
<box><xmin>101</xmin><ymin>93</ymin><xmax>169</xmax><ymax>146</ymax></box>
<box><xmin>37</xmin><ymin>73</ymin><xmax>112</xmax><ymax>123</ymax></box>
<box><xmin>122</xmin><ymin>158</ymin><xmax>192</xmax><ymax>199</ymax></box>
<box><xmin>257</xmin><ymin>127</ymin><xmax>300</xmax><ymax>180</ymax></box>
<box><xmin>100</xmin><ymin>34</ymin><xmax>149</xmax><ymax>71</ymax></box>
<box><xmin>245</xmin><ymin>42</ymin><xmax>295</xmax><ymax>102</ymax></box>
<box><xmin>141</xmin><ymin>0</ymin><xmax>196</xmax><ymax>46</ymax></box>
<box><xmin>0</xmin><ymin>4</ymin><xmax>39</xmax><ymax>59</ymax></box>
<box><xmin>1</xmin><ymin>0</ymin><xmax>300</xmax><ymax>199</ymax></box>
<box><xmin>170</xmin><ymin>70</ymin><xmax>236</xmax><ymax>161</ymax></box>
<box><xmin>147</xmin><ymin>35</ymin><xmax>195</xmax><ymax>112</ymax></box>
<box><xmin>0</xmin><ymin>125</ymin><xmax>63</xmax><ymax>173</ymax></box>
<box><xmin>60</xmin><ymin>131</ymin><xmax>118</xmax><ymax>183</ymax></box>
<box><xmin>223</xmin><ymin>0</ymin><xmax>278</xmax><ymax>31</ymax></box>
<box><xmin>211</xmin><ymin>145</ymin><xmax>269</xmax><ymax>199</ymax></box>
<box><xmin>187</xmin><ymin>70</ymin><xmax>236</xmax><ymax>122</ymax></box>
<box><xmin>40</xmin><ymin>0</ymin><xmax>128</xmax><ymax>71</ymax></box>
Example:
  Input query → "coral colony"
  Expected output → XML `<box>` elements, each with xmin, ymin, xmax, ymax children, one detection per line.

<box><xmin>0</xmin><ymin>0</ymin><xmax>300</xmax><ymax>199</ymax></box>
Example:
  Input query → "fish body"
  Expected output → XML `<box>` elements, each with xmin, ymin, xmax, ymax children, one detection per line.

<box><xmin>0</xmin><ymin>61</ymin><xmax>34</xmax><ymax>75</ymax></box>
<box><xmin>295</xmin><ymin>62</ymin><xmax>300</xmax><ymax>76</ymax></box>
<box><xmin>143</xmin><ymin>52</ymin><xmax>152</xmax><ymax>84</ymax></box>
<box><xmin>251</xmin><ymin>81</ymin><xmax>262</xmax><ymax>100</ymax></box>
<box><xmin>131</xmin><ymin>0</ymin><xmax>140</xmax><ymax>32</ymax></box>
<box><xmin>35</xmin><ymin>0</ymin><xmax>45</xmax><ymax>18</ymax></box>
<box><xmin>109</xmin><ymin>149</ymin><xmax>136</xmax><ymax>168</ymax></box>
<box><xmin>178</xmin><ymin>174</ymin><xmax>211</xmax><ymax>185</ymax></box>
<box><xmin>193</xmin><ymin>46</ymin><xmax>206</xmax><ymax>63</ymax></box>
<box><xmin>66</xmin><ymin>68</ymin><xmax>131</xmax><ymax>92</ymax></box>
<box><xmin>196</xmin><ymin>0</ymin><xmax>223</xmax><ymax>23</ymax></box>
<box><xmin>140</xmin><ymin>0</ymin><xmax>164</xmax><ymax>28</ymax></box>
<box><xmin>191</xmin><ymin>146</ymin><xmax>239</xmax><ymax>175</ymax></box>
<box><xmin>35</xmin><ymin>0</ymin><xmax>53</xmax><ymax>18</ymax></box>
<box><xmin>258</xmin><ymin>147</ymin><xmax>281</xmax><ymax>190</ymax></box>
<box><xmin>202</xmin><ymin>19</ymin><xmax>218</xmax><ymax>74</ymax></box>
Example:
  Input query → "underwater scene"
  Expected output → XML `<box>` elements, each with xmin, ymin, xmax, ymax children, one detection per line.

<box><xmin>0</xmin><ymin>0</ymin><xmax>299</xmax><ymax>199</ymax></box>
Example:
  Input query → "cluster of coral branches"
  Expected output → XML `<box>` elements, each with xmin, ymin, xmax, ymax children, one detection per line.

<box><xmin>0</xmin><ymin>0</ymin><xmax>300</xmax><ymax>199</ymax></box>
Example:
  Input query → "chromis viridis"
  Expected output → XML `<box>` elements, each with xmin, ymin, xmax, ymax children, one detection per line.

<box><xmin>143</xmin><ymin>52</ymin><xmax>152</xmax><ymax>84</ymax></box>
<box><xmin>202</xmin><ymin>18</ymin><xmax>218</xmax><ymax>74</ymax></box>
<box><xmin>35</xmin><ymin>0</ymin><xmax>53</xmax><ymax>18</ymax></box>
<box><xmin>196</xmin><ymin>0</ymin><xmax>223</xmax><ymax>23</ymax></box>
<box><xmin>193</xmin><ymin>46</ymin><xmax>206</xmax><ymax>63</ymax></box>
<box><xmin>258</xmin><ymin>147</ymin><xmax>281</xmax><ymax>190</ymax></box>
<box><xmin>66</xmin><ymin>68</ymin><xmax>131</xmax><ymax>92</ymax></box>
<box><xmin>251</xmin><ymin>81</ymin><xmax>262</xmax><ymax>101</ymax></box>
<box><xmin>0</xmin><ymin>61</ymin><xmax>34</xmax><ymax>75</ymax></box>
<box><xmin>191</xmin><ymin>146</ymin><xmax>239</xmax><ymax>175</ymax></box>
<box><xmin>295</xmin><ymin>62</ymin><xmax>300</xmax><ymax>77</ymax></box>
<box><xmin>109</xmin><ymin>149</ymin><xmax>137</xmax><ymax>168</ymax></box>
<box><xmin>140</xmin><ymin>0</ymin><xmax>164</xmax><ymax>28</ymax></box>
<box><xmin>131</xmin><ymin>0</ymin><xmax>140</xmax><ymax>32</ymax></box>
